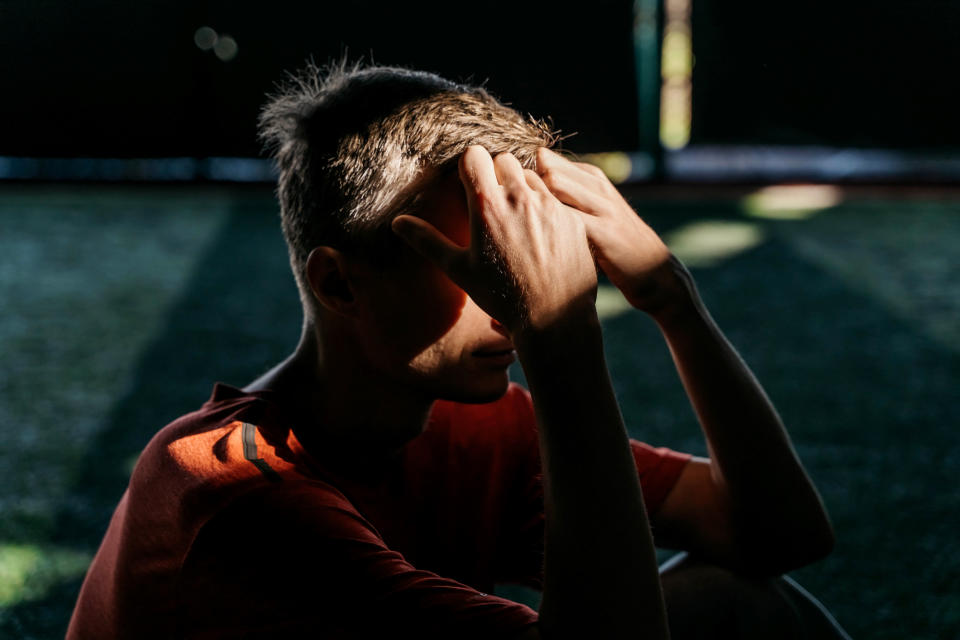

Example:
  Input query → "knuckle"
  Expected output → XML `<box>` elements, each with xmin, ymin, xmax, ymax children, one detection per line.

<box><xmin>539</xmin><ymin>168</ymin><xmax>561</xmax><ymax>188</ymax></box>
<box><xmin>506</xmin><ymin>188</ymin><xmax>532</xmax><ymax>209</ymax></box>
<box><xmin>579</xmin><ymin>162</ymin><xmax>605</xmax><ymax>179</ymax></box>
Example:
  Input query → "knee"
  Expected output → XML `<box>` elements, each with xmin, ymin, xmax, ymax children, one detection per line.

<box><xmin>660</xmin><ymin>554</ymin><xmax>804</xmax><ymax>640</ymax></box>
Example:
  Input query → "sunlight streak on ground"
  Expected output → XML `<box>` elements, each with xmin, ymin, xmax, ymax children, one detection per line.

<box><xmin>742</xmin><ymin>184</ymin><xmax>843</xmax><ymax>220</ymax></box>
<box><xmin>0</xmin><ymin>543</ymin><xmax>91</xmax><ymax>607</ymax></box>
<box><xmin>596</xmin><ymin>283</ymin><xmax>634</xmax><ymax>321</ymax></box>
<box><xmin>664</xmin><ymin>220</ymin><xmax>766</xmax><ymax>267</ymax></box>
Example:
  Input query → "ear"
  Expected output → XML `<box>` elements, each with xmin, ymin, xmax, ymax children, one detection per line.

<box><xmin>305</xmin><ymin>246</ymin><xmax>358</xmax><ymax>316</ymax></box>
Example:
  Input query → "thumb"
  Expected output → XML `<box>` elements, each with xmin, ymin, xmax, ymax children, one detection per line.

<box><xmin>391</xmin><ymin>215</ymin><xmax>464</xmax><ymax>272</ymax></box>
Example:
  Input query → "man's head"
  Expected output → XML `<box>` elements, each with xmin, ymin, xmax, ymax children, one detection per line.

<box><xmin>259</xmin><ymin>59</ymin><xmax>557</xmax><ymax>308</ymax></box>
<box><xmin>258</xmin><ymin>60</ymin><xmax>559</xmax><ymax>401</ymax></box>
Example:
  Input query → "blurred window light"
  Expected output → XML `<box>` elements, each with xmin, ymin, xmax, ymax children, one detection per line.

<box><xmin>194</xmin><ymin>26</ymin><xmax>218</xmax><ymax>51</ymax></box>
<box><xmin>660</xmin><ymin>82</ymin><xmax>692</xmax><ymax>150</ymax></box>
<box><xmin>660</xmin><ymin>0</ymin><xmax>693</xmax><ymax>150</ymax></box>
<box><xmin>581</xmin><ymin>152</ymin><xmax>655</xmax><ymax>183</ymax></box>
<box><xmin>662</xmin><ymin>27</ymin><xmax>692</xmax><ymax>79</ymax></box>
<box><xmin>0</xmin><ymin>157</ymin><xmax>275</xmax><ymax>182</ymax></box>
<box><xmin>742</xmin><ymin>184</ymin><xmax>844</xmax><ymax>220</ymax></box>
<box><xmin>581</xmin><ymin>152</ymin><xmax>633</xmax><ymax>184</ymax></box>
<box><xmin>665</xmin><ymin>145</ymin><xmax>960</xmax><ymax>182</ymax></box>
<box><xmin>664</xmin><ymin>220</ymin><xmax>766</xmax><ymax>267</ymax></box>
<box><xmin>214</xmin><ymin>35</ymin><xmax>239</xmax><ymax>62</ymax></box>
<box><xmin>205</xmin><ymin>157</ymin><xmax>275</xmax><ymax>181</ymax></box>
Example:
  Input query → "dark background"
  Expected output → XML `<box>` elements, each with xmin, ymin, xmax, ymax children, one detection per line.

<box><xmin>1</xmin><ymin>2</ymin><xmax>959</xmax><ymax>639</ymax></box>
<box><xmin>1</xmin><ymin>0</ymin><xmax>958</xmax><ymax>158</ymax></box>
<box><xmin>691</xmin><ymin>0</ymin><xmax>960</xmax><ymax>148</ymax></box>
<box><xmin>0</xmin><ymin>0</ymin><xmax>640</xmax><ymax>157</ymax></box>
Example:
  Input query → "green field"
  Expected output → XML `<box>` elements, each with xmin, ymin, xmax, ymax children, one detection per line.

<box><xmin>0</xmin><ymin>183</ymin><xmax>957</xmax><ymax>638</ymax></box>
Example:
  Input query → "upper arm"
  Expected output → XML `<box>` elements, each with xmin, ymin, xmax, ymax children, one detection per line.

<box><xmin>650</xmin><ymin>456</ymin><xmax>739</xmax><ymax>565</ymax></box>
<box><xmin>180</xmin><ymin>486</ymin><xmax>539</xmax><ymax>638</ymax></box>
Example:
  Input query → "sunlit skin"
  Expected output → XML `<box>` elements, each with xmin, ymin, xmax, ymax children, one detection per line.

<box><xmin>242</xmin><ymin>145</ymin><xmax>842</xmax><ymax>640</ymax></box>
<box><xmin>244</xmin><ymin>162</ymin><xmax>524</xmax><ymax>468</ymax></box>
<box><xmin>348</xmin><ymin>169</ymin><xmax>522</xmax><ymax>401</ymax></box>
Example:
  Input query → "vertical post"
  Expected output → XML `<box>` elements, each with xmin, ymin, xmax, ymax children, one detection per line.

<box><xmin>633</xmin><ymin>0</ymin><xmax>663</xmax><ymax>179</ymax></box>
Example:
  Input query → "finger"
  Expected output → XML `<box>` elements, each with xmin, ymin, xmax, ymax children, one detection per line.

<box><xmin>528</xmin><ymin>169</ymin><xmax>596</xmax><ymax>226</ymax></box>
<box><xmin>492</xmin><ymin>152</ymin><xmax>527</xmax><ymax>192</ymax></box>
<box><xmin>391</xmin><ymin>215</ymin><xmax>465</xmax><ymax>272</ymax></box>
<box><xmin>458</xmin><ymin>146</ymin><xmax>501</xmax><ymax>242</ymax></box>
<box><xmin>573</xmin><ymin>161</ymin><xmax>610</xmax><ymax>181</ymax></box>
<box><xmin>458</xmin><ymin>146</ymin><xmax>500</xmax><ymax>206</ymax></box>
<box><xmin>536</xmin><ymin>147</ymin><xmax>601</xmax><ymax>179</ymax></box>
<box><xmin>575</xmin><ymin>207</ymin><xmax>602</xmax><ymax>236</ymax></box>
<box><xmin>523</xmin><ymin>168</ymin><xmax>550</xmax><ymax>194</ymax></box>
<box><xmin>574</xmin><ymin>212</ymin><xmax>606</xmax><ymax>274</ymax></box>
<box><xmin>535</xmin><ymin>147</ymin><xmax>610</xmax><ymax>215</ymax></box>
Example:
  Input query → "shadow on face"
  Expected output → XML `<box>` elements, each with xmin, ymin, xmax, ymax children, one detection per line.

<box><xmin>350</xmin><ymin>171</ymin><xmax>475</xmax><ymax>373</ymax></box>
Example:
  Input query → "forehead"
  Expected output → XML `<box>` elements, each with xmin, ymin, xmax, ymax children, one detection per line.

<box><xmin>412</xmin><ymin>171</ymin><xmax>470</xmax><ymax>245</ymax></box>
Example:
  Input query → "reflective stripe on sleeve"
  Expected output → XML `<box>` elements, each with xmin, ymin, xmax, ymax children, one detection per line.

<box><xmin>241</xmin><ymin>422</ymin><xmax>282</xmax><ymax>482</ymax></box>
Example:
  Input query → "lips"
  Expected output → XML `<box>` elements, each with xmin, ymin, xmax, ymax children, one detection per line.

<box><xmin>473</xmin><ymin>346</ymin><xmax>517</xmax><ymax>367</ymax></box>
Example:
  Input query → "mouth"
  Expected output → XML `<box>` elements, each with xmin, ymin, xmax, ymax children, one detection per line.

<box><xmin>472</xmin><ymin>347</ymin><xmax>517</xmax><ymax>367</ymax></box>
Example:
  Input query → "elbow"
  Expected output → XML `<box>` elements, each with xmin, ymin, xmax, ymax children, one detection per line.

<box><xmin>804</xmin><ymin>515</ymin><xmax>836</xmax><ymax>564</ymax></box>
<box><xmin>785</xmin><ymin>521</ymin><xmax>835</xmax><ymax>572</ymax></box>
<box><xmin>733</xmin><ymin>514</ymin><xmax>836</xmax><ymax>579</ymax></box>
<box><xmin>797</xmin><ymin>503</ymin><xmax>837</xmax><ymax>566</ymax></box>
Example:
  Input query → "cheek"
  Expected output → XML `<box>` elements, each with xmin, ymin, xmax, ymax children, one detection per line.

<box><xmin>367</xmin><ymin>264</ymin><xmax>468</xmax><ymax>364</ymax></box>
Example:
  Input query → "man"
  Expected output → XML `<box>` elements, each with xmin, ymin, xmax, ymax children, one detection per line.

<box><xmin>68</xmin><ymin>61</ymin><xmax>849</xmax><ymax>639</ymax></box>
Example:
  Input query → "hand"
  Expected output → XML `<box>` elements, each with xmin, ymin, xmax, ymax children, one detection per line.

<box><xmin>535</xmin><ymin>147</ymin><xmax>693</xmax><ymax>317</ymax></box>
<box><xmin>391</xmin><ymin>146</ymin><xmax>598</xmax><ymax>336</ymax></box>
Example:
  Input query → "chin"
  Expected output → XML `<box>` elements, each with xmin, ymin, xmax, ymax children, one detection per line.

<box><xmin>429</xmin><ymin>370</ymin><xmax>511</xmax><ymax>405</ymax></box>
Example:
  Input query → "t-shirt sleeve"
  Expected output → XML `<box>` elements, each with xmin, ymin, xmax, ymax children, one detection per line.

<box><xmin>178</xmin><ymin>484</ymin><xmax>538</xmax><ymax>639</ymax></box>
<box><xmin>630</xmin><ymin>439</ymin><xmax>694</xmax><ymax>516</ymax></box>
<box><xmin>493</xmin><ymin>385</ymin><xmax>693</xmax><ymax>590</ymax></box>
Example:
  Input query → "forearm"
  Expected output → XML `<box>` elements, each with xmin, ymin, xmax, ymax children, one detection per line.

<box><xmin>516</xmin><ymin>312</ymin><xmax>669</xmax><ymax>640</ymax></box>
<box><xmin>653</xmin><ymin>262</ymin><xmax>834</xmax><ymax>572</ymax></box>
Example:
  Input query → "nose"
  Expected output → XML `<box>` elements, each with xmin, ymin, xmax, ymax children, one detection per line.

<box><xmin>490</xmin><ymin>317</ymin><xmax>510</xmax><ymax>339</ymax></box>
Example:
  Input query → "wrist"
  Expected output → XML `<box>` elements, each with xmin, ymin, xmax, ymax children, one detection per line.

<box><xmin>513</xmin><ymin>305</ymin><xmax>602</xmax><ymax>357</ymax></box>
<box><xmin>629</xmin><ymin>255</ymin><xmax>700</xmax><ymax>324</ymax></box>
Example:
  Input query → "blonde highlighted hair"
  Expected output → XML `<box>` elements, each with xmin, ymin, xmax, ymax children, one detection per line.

<box><xmin>258</xmin><ymin>59</ymin><xmax>558</xmax><ymax>306</ymax></box>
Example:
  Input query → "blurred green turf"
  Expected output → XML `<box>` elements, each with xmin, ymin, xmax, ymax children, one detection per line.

<box><xmin>0</xmin><ymin>184</ymin><xmax>957</xmax><ymax>638</ymax></box>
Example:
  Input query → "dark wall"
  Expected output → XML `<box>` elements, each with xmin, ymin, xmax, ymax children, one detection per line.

<box><xmin>0</xmin><ymin>1</ymin><xmax>640</xmax><ymax>157</ymax></box>
<box><xmin>691</xmin><ymin>0</ymin><xmax>960</xmax><ymax>149</ymax></box>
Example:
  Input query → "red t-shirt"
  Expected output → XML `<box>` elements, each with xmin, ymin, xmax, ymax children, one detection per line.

<box><xmin>68</xmin><ymin>382</ymin><xmax>691</xmax><ymax>639</ymax></box>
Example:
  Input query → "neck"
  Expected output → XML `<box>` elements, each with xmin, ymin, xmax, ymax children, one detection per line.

<box><xmin>244</xmin><ymin>316</ymin><xmax>435</xmax><ymax>466</ymax></box>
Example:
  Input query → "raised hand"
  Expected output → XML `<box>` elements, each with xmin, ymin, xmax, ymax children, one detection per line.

<box><xmin>535</xmin><ymin>147</ymin><xmax>692</xmax><ymax>317</ymax></box>
<box><xmin>391</xmin><ymin>146</ymin><xmax>598</xmax><ymax>336</ymax></box>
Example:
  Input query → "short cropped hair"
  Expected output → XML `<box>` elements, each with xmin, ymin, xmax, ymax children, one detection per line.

<box><xmin>257</xmin><ymin>59</ymin><xmax>558</xmax><ymax>310</ymax></box>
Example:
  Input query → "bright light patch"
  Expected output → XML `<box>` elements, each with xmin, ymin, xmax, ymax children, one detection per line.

<box><xmin>194</xmin><ymin>26</ymin><xmax>218</xmax><ymax>51</ymax></box>
<box><xmin>660</xmin><ymin>0</ymin><xmax>693</xmax><ymax>150</ymax></box>
<box><xmin>660</xmin><ymin>82</ymin><xmax>692</xmax><ymax>150</ymax></box>
<box><xmin>596</xmin><ymin>283</ymin><xmax>634</xmax><ymax>321</ymax></box>
<box><xmin>662</xmin><ymin>28</ymin><xmax>693</xmax><ymax>79</ymax></box>
<box><xmin>0</xmin><ymin>543</ymin><xmax>92</xmax><ymax>606</ymax></box>
<box><xmin>214</xmin><ymin>35</ymin><xmax>239</xmax><ymax>62</ymax></box>
<box><xmin>742</xmin><ymin>184</ymin><xmax>843</xmax><ymax>220</ymax></box>
<box><xmin>664</xmin><ymin>220</ymin><xmax>765</xmax><ymax>267</ymax></box>
<box><xmin>582</xmin><ymin>152</ymin><xmax>633</xmax><ymax>184</ymax></box>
